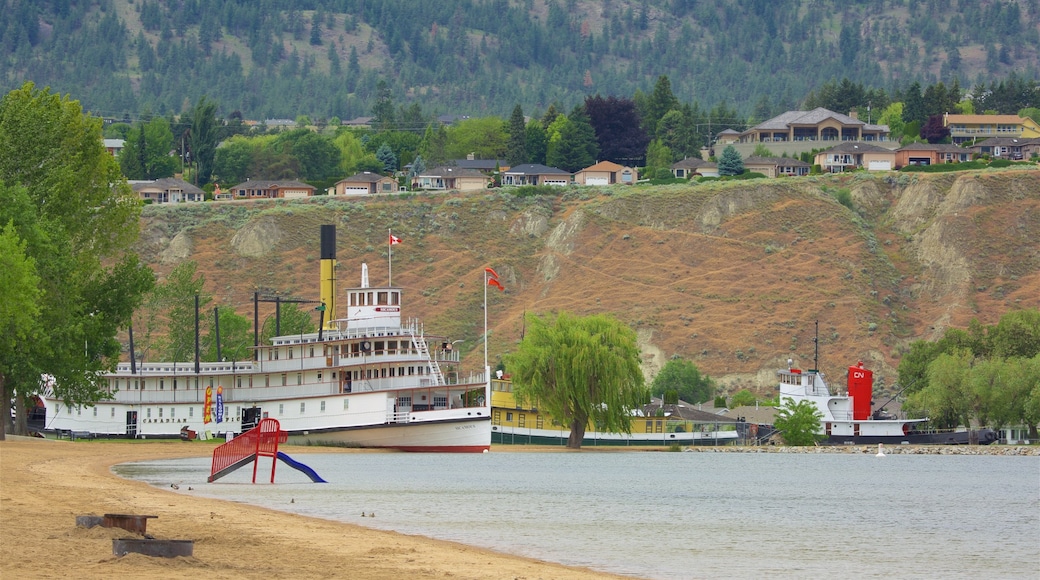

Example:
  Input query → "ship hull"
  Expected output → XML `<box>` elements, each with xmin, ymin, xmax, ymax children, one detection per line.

<box><xmin>824</xmin><ymin>428</ymin><xmax>998</xmax><ymax>446</ymax></box>
<box><xmin>491</xmin><ymin>425</ymin><xmax>739</xmax><ymax>446</ymax></box>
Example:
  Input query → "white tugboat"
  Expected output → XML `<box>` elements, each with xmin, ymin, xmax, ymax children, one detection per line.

<box><xmin>778</xmin><ymin>327</ymin><xmax>996</xmax><ymax>445</ymax></box>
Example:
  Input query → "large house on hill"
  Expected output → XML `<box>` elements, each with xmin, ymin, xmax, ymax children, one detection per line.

<box><xmin>814</xmin><ymin>143</ymin><xmax>896</xmax><ymax>172</ymax></box>
<box><xmin>573</xmin><ymin>161</ymin><xmax>638</xmax><ymax>185</ymax></box>
<box><xmin>942</xmin><ymin>114</ymin><xmax>1040</xmax><ymax>145</ymax></box>
<box><xmin>502</xmin><ymin>164</ymin><xmax>571</xmax><ymax>186</ymax></box>
<box><xmin>411</xmin><ymin>166</ymin><xmax>490</xmax><ymax>191</ymax></box>
<box><xmin>894</xmin><ymin>142</ymin><xmax>971</xmax><ymax>168</ymax></box>
<box><xmin>130</xmin><ymin>177</ymin><xmax>204</xmax><ymax>203</ymax></box>
<box><xmin>334</xmin><ymin>172</ymin><xmax>398</xmax><ymax>195</ymax></box>
<box><xmin>228</xmin><ymin>180</ymin><xmax>315</xmax><ymax>199</ymax></box>
<box><xmin>737</xmin><ymin>107</ymin><xmax>891</xmax><ymax>144</ymax></box>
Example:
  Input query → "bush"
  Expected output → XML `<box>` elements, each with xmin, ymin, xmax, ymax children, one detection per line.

<box><xmin>509</xmin><ymin>185</ymin><xmax>561</xmax><ymax>197</ymax></box>
<box><xmin>833</xmin><ymin>188</ymin><xmax>853</xmax><ymax>209</ymax></box>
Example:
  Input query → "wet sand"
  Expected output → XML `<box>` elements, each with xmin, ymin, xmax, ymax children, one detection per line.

<box><xmin>0</xmin><ymin>437</ymin><xmax>631</xmax><ymax>579</ymax></box>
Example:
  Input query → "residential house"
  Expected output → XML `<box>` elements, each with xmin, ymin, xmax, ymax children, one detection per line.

<box><xmin>411</xmin><ymin>166</ymin><xmax>490</xmax><ymax>191</ymax></box>
<box><xmin>943</xmin><ymin>113</ymin><xmax>1040</xmax><ymax>145</ymax></box>
<box><xmin>130</xmin><ymin>177</ymin><xmax>205</xmax><ymax>204</ymax></box>
<box><xmin>671</xmin><ymin>158</ymin><xmax>718</xmax><ymax>178</ymax></box>
<box><xmin>333</xmin><ymin>172</ymin><xmax>399</xmax><ymax>195</ymax></box>
<box><xmin>103</xmin><ymin>138</ymin><xmax>125</xmax><ymax>156</ymax></box>
<box><xmin>341</xmin><ymin>116</ymin><xmax>373</xmax><ymax>128</ymax></box>
<box><xmin>814</xmin><ymin>142</ymin><xmax>896</xmax><ymax>172</ymax></box>
<box><xmin>501</xmin><ymin>163</ymin><xmax>571</xmax><ymax>186</ymax></box>
<box><xmin>738</xmin><ymin>107</ymin><xmax>890</xmax><ymax>144</ymax></box>
<box><xmin>451</xmin><ymin>154</ymin><xmax>509</xmax><ymax>174</ymax></box>
<box><xmin>742</xmin><ymin>156</ymin><xmax>811</xmax><ymax>177</ymax></box>
<box><xmin>572</xmin><ymin>161</ymin><xmax>638</xmax><ymax>185</ymax></box>
<box><xmin>894</xmin><ymin>142</ymin><xmax>972</xmax><ymax>168</ymax></box>
<box><xmin>965</xmin><ymin>137</ymin><xmax>1040</xmax><ymax>160</ymax></box>
<box><xmin>228</xmin><ymin>179</ymin><xmax>316</xmax><ymax>199</ymax></box>
<box><xmin>716</xmin><ymin>128</ymin><xmax>741</xmax><ymax>145</ymax></box>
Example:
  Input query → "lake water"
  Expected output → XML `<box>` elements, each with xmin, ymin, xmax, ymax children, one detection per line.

<box><xmin>115</xmin><ymin>451</ymin><xmax>1040</xmax><ymax>579</ymax></box>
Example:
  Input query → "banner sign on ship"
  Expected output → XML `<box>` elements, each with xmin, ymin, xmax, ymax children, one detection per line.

<box><xmin>216</xmin><ymin>386</ymin><xmax>224</xmax><ymax>423</ymax></box>
<box><xmin>204</xmin><ymin>386</ymin><xmax>213</xmax><ymax>424</ymax></box>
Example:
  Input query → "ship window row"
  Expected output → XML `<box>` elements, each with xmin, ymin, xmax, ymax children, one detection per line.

<box><xmin>348</xmin><ymin>290</ymin><xmax>400</xmax><ymax>306</ymax></box>
<box><xmin>344</xmin><ymin>365</ymin><xmax>430</xmax><ymax>381</ymax></box>
<box><xmin>266</xmin><ymin>339</ymin><xmax>419</xmax><ymax>360</ymax></box>
<box><xmin>66</xmin><ymin>404</ymin><xmax>241</xmax><ymax>422</ymax></box>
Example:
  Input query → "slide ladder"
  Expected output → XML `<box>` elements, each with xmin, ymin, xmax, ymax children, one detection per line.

<box><xmin>208</xmin><ymin>418</ymin><xmax>287</xmax><ymax>483</ymax></box>
<box><xmin>208</xmin><ymin>418</ymin><xmax>326</xmax><ymax>483</ymax></box>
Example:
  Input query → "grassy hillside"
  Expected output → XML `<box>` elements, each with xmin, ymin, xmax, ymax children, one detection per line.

<box><xmin>136</xmin><ymin>169</ymin><xmax>1040</xmax><ymax>398</ymax></box>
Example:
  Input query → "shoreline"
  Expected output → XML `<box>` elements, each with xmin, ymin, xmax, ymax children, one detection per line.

<box><xmin>0</xmin><ymin>437</ymin><xmax>631</xmax><ymax>580</ymax></box>
<box><xmin>3</xmin><ymin>438</ymin><xmax>1034</xmax><ymax>580</ymax></box>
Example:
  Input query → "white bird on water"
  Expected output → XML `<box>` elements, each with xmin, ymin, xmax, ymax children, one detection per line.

<box><xmin>876</xmin><ymin>443</ymin><xmax>886</xmax><ymax>457</ymax></box>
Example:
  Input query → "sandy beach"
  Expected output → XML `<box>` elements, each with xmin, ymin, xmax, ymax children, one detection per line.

<box><xmin>0</xmin><ymin>437</ymin><xmax>630</xmax><ymax>580</ymax></box>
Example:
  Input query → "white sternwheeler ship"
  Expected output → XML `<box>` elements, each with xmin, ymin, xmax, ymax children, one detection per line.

<box><xmin>41</xmin><ymin>225</ymin><xmax>492</xmax><ymax>452</ymax></box>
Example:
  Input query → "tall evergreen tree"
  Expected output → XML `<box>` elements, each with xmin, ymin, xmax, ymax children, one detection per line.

<box><xmin>375</xmin><ymin>142</ymin><xmax>397</xmax><ymax>172</ymax></box>
<box><xmin>187</xmin><ymin>96</ymin><xmax>219</xmax><ymax>185</ymax></box>
<box><xmin>902</xmin><ymin>81</ymin><xmax>927</xmax><ymax>125</ymax></box>
<box><xmin>506</xmin><ymin>104</ymin><xmax>527</xmax><ymax>166</ymax></box>
<box><xmin>644</xmin><ymin>75</ymin><xmax>679</xmax><ymax>138</ymax></box>
<box><xmin>547</xmin><ymin>106</ymin><xmax>598</xmax><ymax>172</ymax></box>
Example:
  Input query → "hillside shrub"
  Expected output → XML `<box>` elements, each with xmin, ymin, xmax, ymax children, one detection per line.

<box><xmin>509</xmin><ymin>185</ymin><xmax>561</xmax><ymax>197</ymax></box>
<box><xmin>901</xmin><ymin>160</ymin><xmax>988</xmax><ymax>172</ymax></box>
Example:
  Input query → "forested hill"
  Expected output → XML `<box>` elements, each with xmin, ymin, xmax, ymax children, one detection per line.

<box><xmin>3</xmin><ymin>0</ymin><xmax>1039</xmax><ymax>122</ymax></box>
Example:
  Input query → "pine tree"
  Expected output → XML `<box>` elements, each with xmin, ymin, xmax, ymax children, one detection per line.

<box><xmin>717</xmin><ymin>145</ymin><xmax>744</xmax><ymax>176</ymax></box>
<box><xmin>506</xmin><ymin>105</ymin><xmax>527</xmax><ymax>166</ymax></box>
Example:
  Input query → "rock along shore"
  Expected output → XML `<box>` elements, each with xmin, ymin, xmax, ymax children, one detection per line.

<box><xmin>681</xmin><ymin>444</ymin><xmax>1038</xmax><ymax>456</ymax></box>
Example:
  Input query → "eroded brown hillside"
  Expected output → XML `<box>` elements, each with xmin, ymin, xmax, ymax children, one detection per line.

<box><xmin>136</xmin><ymin>169</ymin><xmax>1040</xmax><ymax>397</ymax></box>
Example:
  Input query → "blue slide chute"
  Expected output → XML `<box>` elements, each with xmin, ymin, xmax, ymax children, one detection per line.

<box><xmin>275</xmin><ymin>452</ymin><xmax>327</xmax><ymax>483</ymax></box>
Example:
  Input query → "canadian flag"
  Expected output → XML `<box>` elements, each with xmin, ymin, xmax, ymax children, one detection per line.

<box><xmin>389</xmin><ymin>234</ymin><xmax>402</xmax><ymax>245</ymax></box>
<box><xmin>486</xmin><ymin>267</ymin><xmax>504</xmax><ymax>291</ymax></box>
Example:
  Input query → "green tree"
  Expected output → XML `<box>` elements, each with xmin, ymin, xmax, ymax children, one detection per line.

<box><xmin>546</xmin><ymin>106</ymin><xmax>598</xmax><ymax>172</ymax></box>
<box><xmin>420</xmin><ymin>123</ymin><xmax>450</xmax><ymax>166</ymax></box>
<box><xmin>0</xmin><ymin>220</ymin><xmax>42</xmax><ymax>439</ymax></box>
<box><xmin>717</xmin><ymin>145</ymin><xmax>744</xmax><ymax>176</ymax></box>
<box><xmin>213</xmin><ymin>135</ymin><xmax>262</xmax><ymax>185</ymax></box>
<box><xmin>902</xmin><ymin>81</ymin><xmax>927</xmax><ymax>127</ymax></box>
<box><xmin>372</xmin><ymin>79</ymin><xmax>396</xmax><ymax>131</ymax></box>
<box><xmin>121</xmin><ymin>118</ymin><xmax>177</xmax><ymax>179</ymax></box>
<box><xmin>446</xmin><ymin>117</ymin><xmax>508</xmax><ymax>160</ymax></box>
<box><xmin>906</xmin><ymin>349</ymin><xmax>973</xmax><ymax>429</ymax></box>
<box><xmin>504</xmin><ymin>312</ymin><xmax>647</xmax><ymax>449</ymax></box>
<box><xmin>187</xmin><ymin>96</ymin><xmax>220</xmax><ymax>185</ymax></box>
<box><xmin>155</xmin><ymin>261</ymin><xmax>211</xmax><ymax>362</ymax></box>
<box><xmin>525</xmin><ymin>120</ymin><xmax>548</xmax><ymax>165</ymax></box>
<box><xmin>644</xmin><ymin>75</ymin><xmax>679</xmax><ymax>139</ymax></box>
<box><xmin>376</xmin><ymin>142</ymin><xmax>397</xmax><ymax>172</ymax></box>
<box><xmin>260</xmin><ymin>303</ymin><xmax>317</xmax><ymax>345</ymax></box>
<box><xmin>989</xmin><ymin>309</ymin><xmax>1040</xmax><ymax>359</ymax></box>
<box><xmin>204</xmin><ymin>306</ymin><xmax>252</xmax><ymax>362</ymax></box>
<box><xmin>0</xmin><ymin>83</ymin><xmax>155</xmax><ymax>436</ymax></box>
<box><xmin>644</xmin><ymin>138</ymin><xmax>672</xmax><ymax>178</ymax></box>
<box><xmin>650</xmin><ymin>359</ymin><xmax>715</xmax><ymax>404</ymax></box>
<box><xmin>774</xmin><ymin>398</ymin><xmax>824</xmax><ymax>446</ymax></box>
<box><xmin>506</xmin><ymin>104</ymin><xmax>528</xmax><ymax>167</ymax></box>
<box><xmin>730</xmin><ymin>389</ymin><xmax>757</xmax><ymax>407</ymax></box>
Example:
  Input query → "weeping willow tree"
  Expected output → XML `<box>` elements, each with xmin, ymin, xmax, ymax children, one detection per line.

<box><xmin>505</xmin><ymin>311</ymin><xmax>648</xmax><ymax>449</ymax></box>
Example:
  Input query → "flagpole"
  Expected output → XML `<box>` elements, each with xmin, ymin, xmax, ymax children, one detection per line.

<box><xmin>484</xmin><ymin>268</ymin><xmax>490</xmax><ymax>412</ymax></box>
<box><xmin>388</xmin><ymin>228</ymin><xmax>392</xmax><ymax>286</ymax></box>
